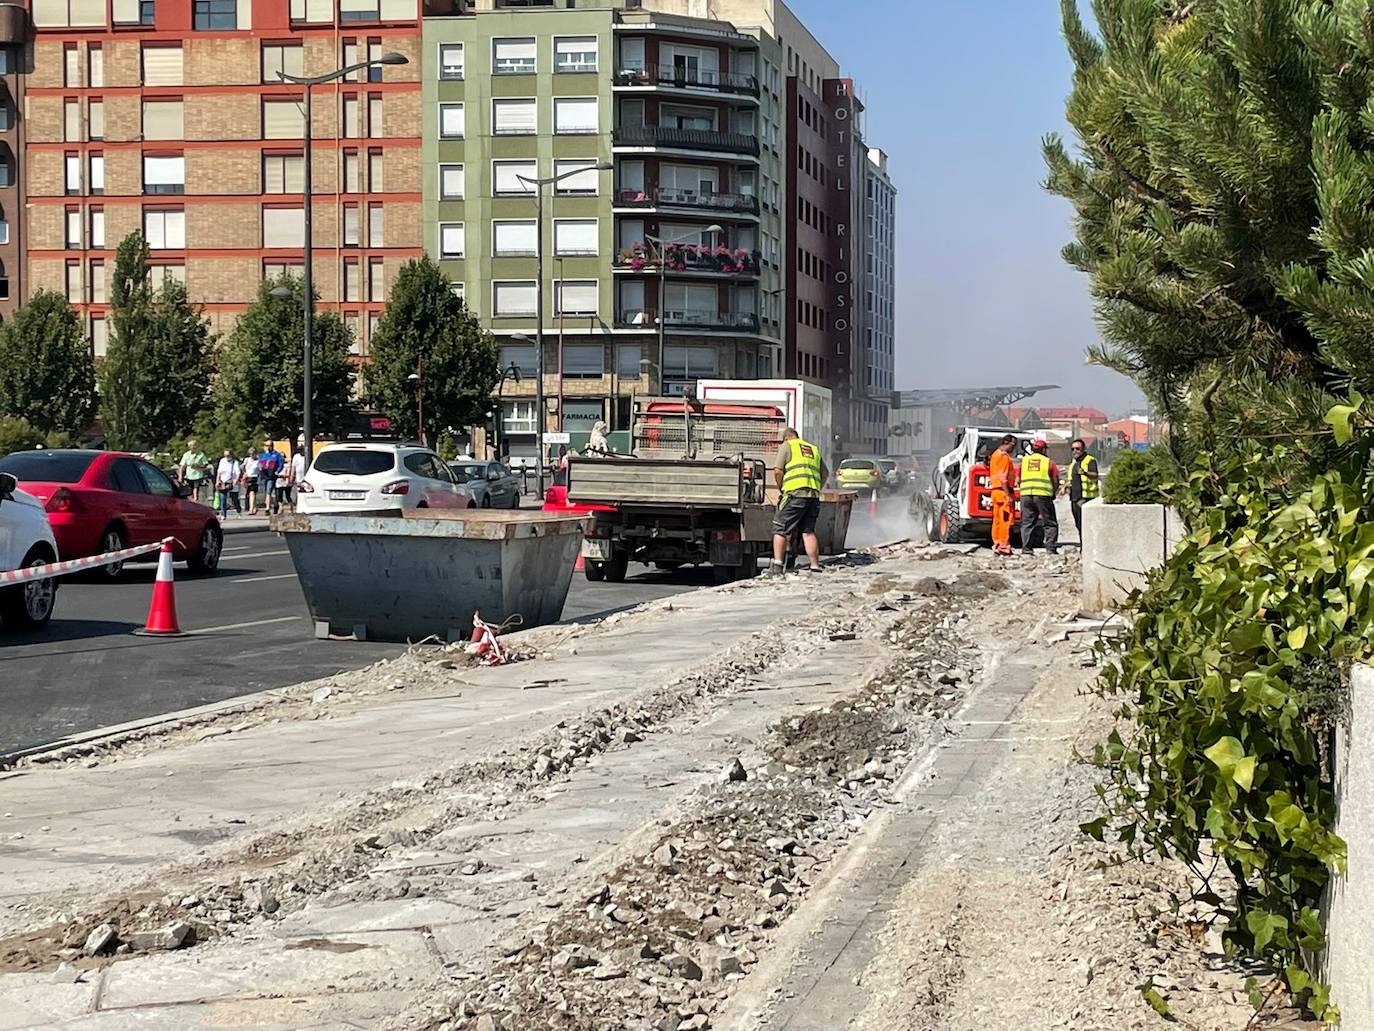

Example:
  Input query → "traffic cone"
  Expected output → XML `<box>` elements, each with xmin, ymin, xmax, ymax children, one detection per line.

<box><xmin>134</xmin><ymin>540</ymin><xmax>182</xmax><ymax>636</ymax></box>
<box><xmin>869</xmin><ymin>489</ymin><xmax>879</xmax><ymax>517</ymax></box>
<box><xmin>574</xmin><ymin>551</ymin><xmax>586</xmax><ymax>572</ymax></box>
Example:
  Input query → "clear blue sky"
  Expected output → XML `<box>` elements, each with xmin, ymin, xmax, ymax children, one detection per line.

<box><xmin>786</xmin><ymin>0</ymin><xmax>1145</xmax><ymax>415</ymax></box>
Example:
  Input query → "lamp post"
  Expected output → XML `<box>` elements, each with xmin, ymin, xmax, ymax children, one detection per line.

<box><xmin>276</xmin><ymin>49</ymin><xmax>408</xmax><ymax>462</ymax></box>
<box><xmin>407</xmin><ymin>359</ymin><xmax>424</xmax><ymax>446</ymax></box>
<box><xmin>514</xmin><ymin>161</ymin><xmax>613</xmax><ymax>497</ymax></box>
<box><xmin>492</xmin><ymin>360</ymin><xmax>521</xmax><ymax>461</ymax></box>
<box><xmin>646</xmin><ymin>224</ymin><xmax>723</xmax><ymax>397</ymax></box>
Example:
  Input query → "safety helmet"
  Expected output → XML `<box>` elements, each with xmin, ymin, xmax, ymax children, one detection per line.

<box><xmin>1032</xmin><ymin>438</ymin><xmax>1048</xmax><ymax>452</ymax></box>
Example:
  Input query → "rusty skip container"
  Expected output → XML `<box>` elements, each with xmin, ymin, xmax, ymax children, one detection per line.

<box><xmin>815</xmin><ymin>490</ymin><xmax>856</xmax><ymax>555</ymax></box>
<box><xmin>273</xmin><ymin>509</ymin><xmax>588</xmax><ymax>643</ymax></box>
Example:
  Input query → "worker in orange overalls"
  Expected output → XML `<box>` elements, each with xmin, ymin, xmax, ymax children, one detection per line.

<box><xmin>988</xmin><ymin>433</ymin><xmax>1017</xmax><ymax>557</ymax></box>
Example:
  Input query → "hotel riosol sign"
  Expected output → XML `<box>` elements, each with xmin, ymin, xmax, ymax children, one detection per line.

<box><xmin>824</xmin><ymin>78</ymin><xmax>858</xmax><ymax>388</ymax></box>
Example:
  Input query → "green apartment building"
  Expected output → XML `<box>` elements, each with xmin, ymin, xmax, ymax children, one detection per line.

<box><xmin>423</xmin><ymin>0</ymin><xmax>785</xmax><ymax>461</ymax></box>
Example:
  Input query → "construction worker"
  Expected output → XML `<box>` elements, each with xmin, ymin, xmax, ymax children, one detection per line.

<box><xmin>769</xmin><ymin>428</ymin><xmax>829</xmax><ymax>575</ymax></box>
<box><xmin>1066</xmin><ymin>437</ymin><xmax>1100</xmax><ymax>538</ymax></box>
<box><xmin>988</xmin><ymin>434</ymin><xmax>1017</xmax><ymax>556</ymax></box>
<box><xmin>1019</xmin><ymin>438</ymin><xmax>1060</xmax><ymax>556</ymax></box>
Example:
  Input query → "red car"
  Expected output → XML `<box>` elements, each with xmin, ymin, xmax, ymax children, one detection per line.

<box><xmin>0</xmin><ymin>449</ymin><xmax>223</xmax><ymax>578</ymax></box>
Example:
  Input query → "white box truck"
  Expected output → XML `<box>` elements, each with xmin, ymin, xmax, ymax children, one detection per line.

<box><xmin>695</xmin><ymin>379</ymin><xmax>834</xmax><ymax>457</ymax></box>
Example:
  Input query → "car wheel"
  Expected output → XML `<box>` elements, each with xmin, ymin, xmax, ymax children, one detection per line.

<box><xmin>1</xmin><ymin>547</ymin><xmax>58</xmax><ymax>629</ymax></box>
<box><xmin>187</xmin><ymin>523</ymin><xmax>223</xmax><ymax>575</ymax></box>
<box><xmin>95</xmin><ymin>525</ymin><xmax>127</xmax><ymax>580</ymax></box>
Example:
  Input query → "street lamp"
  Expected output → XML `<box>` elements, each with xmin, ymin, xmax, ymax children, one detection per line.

<box><xmin>276</xmin><ymin>49</ymin><xmax>409</xmax><ymax>462</ymax></box>
<box><xmin>514</xmin><ymin>161</ymin><xmax>613</xmax><ymax>497</ymax></box>
<box><xmin>492</xmin><ymin>359</ymin><xmax>521</xmax><ymax>461</ymax></box>
<box><xmin>407</xmin><ymin>360</ymin><xmax>424</xmax><ymax>446</ymax></box>
<box><xmin>646</xmin><ymin>224</ymin><xmax>723</xmax><ymax>397</ymax></box>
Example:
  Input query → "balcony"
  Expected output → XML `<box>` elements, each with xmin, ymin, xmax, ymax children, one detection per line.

<box><xmin>616</xmin><ymin>309</ymin><xmax>760</xmax><ymax>331</ymax></box>
<box><xmin>613</xmin><ymin>125</ymin><xmax>759</xmax><ymax>157</ymax></box>
<box><xmin>614</xmin><ymin>65</ymin><xmax>759</xmax><ymax>98</ymax></box>
<box><xmin>614</xmin><ymin>242</ymin><xmax>761</xmax><ymax>277</ymax></box>
<box><xmin>614</xmin><ymin>188</ymin><xmax>759</xmax><ymax>216</ymax></box>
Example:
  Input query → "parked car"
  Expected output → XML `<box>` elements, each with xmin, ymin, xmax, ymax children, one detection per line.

<box><xmin>836</xmin><ymin>458</ymin><xmax>885</xmax><ymax>493</ymax></box>
<box><xmin>297</xmin><ymin>443</ymin><xmax>476</xmax><ymax>515</ymax></box>
<box><xmin>0</xmin><ymin>471</ymin><xmax>59</xmax><ymax>629</ymax></box>
<box><xmin>876</xmin><ymin>459</ymin><xmax>903</xmax><ymax>491</ymax></box>
<box><xmin>449</xmin><ymin>460</ymin><xmax>521</xmax><ymax>509</ymax></box>
<box><xmin>0</xmin><ymin>450</ymin><xmax>222</xmax><ymax>579</ymax></box>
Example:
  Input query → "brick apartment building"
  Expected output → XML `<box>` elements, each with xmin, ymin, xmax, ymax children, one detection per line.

<box><xmin>0</xmin><ymin>3</ymin><xmax>24</xmax><ymax>315</ymax></box>
<box><xmin>23</xmin><ymin>0</ymin><xmax>423</xmax><ymax>357</ymax></box>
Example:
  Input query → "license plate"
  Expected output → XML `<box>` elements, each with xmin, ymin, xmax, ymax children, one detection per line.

<box><xmin>329</xmin><ymin>490</ymin><xmax>366</xmax><ymax>501</ymax></box>
<box><xmin>583</xmin><ymin>539</ymin><xmax>611</xmax><ymax>561</ymax></box>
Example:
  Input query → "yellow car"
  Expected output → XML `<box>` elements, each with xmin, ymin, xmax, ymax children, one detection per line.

<box><xmin>837</xmin><ymin>458</ymin><xmax>884</xmax><ymax>493</ymax></box>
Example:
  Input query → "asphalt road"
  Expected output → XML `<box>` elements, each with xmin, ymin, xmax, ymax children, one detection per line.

<box><xmin>0</xmin><ymin>497</ymin><xmax>920</xmax><ymax>758</ymax></box>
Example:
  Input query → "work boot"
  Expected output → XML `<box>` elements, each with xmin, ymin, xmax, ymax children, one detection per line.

<box><xmin>764</xmin><ymin>562</ymin><xmax>785</xmax><ymax>577</ymax></box>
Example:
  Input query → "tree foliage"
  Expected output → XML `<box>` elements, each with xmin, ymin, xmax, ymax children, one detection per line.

<box><xmin>1045</xmin><ymin>0</ymin><xmax>1374</xmax><ymax>441</ymax></box>
<box><xmin>0</xmin><ymin>290</ymin><xmax>96</xmax><ymax>437</ymax></box>
<box><xmin>214</xmin><ymin>276</ymin><xmax>355</xmax><ymax>440</ymax></box>
<box><xmin>100</xmin><ymin>233</ymin><xmax>216</xmax><ymax>449</ymax></box>
<box><xmin>365</xmin><ymin>256</ymin><xmax>501</xmax><ymax>445</ymax></box>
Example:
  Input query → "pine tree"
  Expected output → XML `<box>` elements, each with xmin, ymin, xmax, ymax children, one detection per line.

<box><xmin>0</xmin><ymin>290</ymin><xmax>95</xmax><ymax>437</ymax></box>
<box><xmin>214</xmin><ymin>276</ymin><xmax>355</xmax><ymax>440</ymax></box>
<box><xmin>1044</xmin><ymin>0</ymin><xmax>1374</xmax><ymax>438</ymax></box>
<box><xmin>365</xmin><ymin>256</ymin><xmax>501</xmax><ymax>445</ymax></box>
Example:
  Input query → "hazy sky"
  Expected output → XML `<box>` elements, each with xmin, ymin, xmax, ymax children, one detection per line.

<box><xmin>786</xmin><ymin>0</ymin><xmax>1146</xmax><ymax>414</ymax></box>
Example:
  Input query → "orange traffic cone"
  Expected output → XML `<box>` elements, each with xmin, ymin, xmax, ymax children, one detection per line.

<box><xmin>574</xmin><ymin>547</ymin><xmax>586</xmax><ymax>572</ymax></box>
<box><xmin>869</xmin><ymin>489</ymin><xmax>879</xmax><ymax>517</ymax></box>
<box><xmin>135</xmin><ymin>540</ymin><xmax>182</xmax><ymax>636</ymax></box>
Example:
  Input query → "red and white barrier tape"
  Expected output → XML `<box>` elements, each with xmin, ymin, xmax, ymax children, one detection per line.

<box><xmin>0</xmin><ymin>537</ymin><xmax>173</xmax><ymax>587</ymax></box>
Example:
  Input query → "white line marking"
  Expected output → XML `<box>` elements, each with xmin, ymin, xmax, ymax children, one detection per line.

<box><xmin>185</xmin><ymin>616</ymin><xmax>302</xmax><ymax>636</ymax></box>
<box><xmin>222</xmin><ymin>546</ymin><xmax>251</xmax><ymax>553</ymax></box>
<box><xmin>230</xmin><ymin>573</ymin><xmax>298</xmax><ymax>585</ymax></box>
<box><xmin>232</xmin><ymin>550</ymin><xmax>291</xmax><ymax>559</ymax></box>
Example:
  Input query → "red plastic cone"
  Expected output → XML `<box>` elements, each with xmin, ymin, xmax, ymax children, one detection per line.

<box><xmin>869</xmin><ymin>489</ymin><xmax>879</xmax><ymax>517</ymax></box>
<box><xmin>135</xmin><ymin>541</ymin><xmax>182</xmax><ymax>636</ymax></box>
<box><xmin>574</xmin><ymin>550</ymin><xmax>586</xmax><ymax>572</ymax></box>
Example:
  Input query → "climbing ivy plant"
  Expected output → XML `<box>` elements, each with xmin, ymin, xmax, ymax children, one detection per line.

<box><xmin>1083</xmin><ymin>403</ymin><xmax>1374</xmax><ymax>1021</ymax></box>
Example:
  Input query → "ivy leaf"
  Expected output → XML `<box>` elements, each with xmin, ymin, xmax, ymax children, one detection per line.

<box><xmin>1246</xmin><ymin>910</ymin><xmax>1288</xmax><ymax>952</ymax></box>
<box><xmin>1204</xmin><ymin>736</ymin><xmax>1252</xmax><ymax>789</ymax></box>
<box><xmin>1080</xmin><ymin>817</ymin><xmax>1108</xmax><ymax>841</ymax></box>
<box><xmin>1286</xmin><ymin>625</ymin><xmax>1308</xmax><ymax>650</ymax></box>
<box><xmin>1325</xmin><ymin>402</ymin><xmax>1358</xmax><ymax>444</ymax></box>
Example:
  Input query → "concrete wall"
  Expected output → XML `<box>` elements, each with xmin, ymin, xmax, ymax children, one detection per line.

<box><xmin>1079</xmin><ymin>499</ymin><xmax>1184</xmax><ymax>611</ymax></box>
<box><xmin>1324</xmin><ymin>663</ymin><xmax>1374</xmax><ymax>1026</ymax></box>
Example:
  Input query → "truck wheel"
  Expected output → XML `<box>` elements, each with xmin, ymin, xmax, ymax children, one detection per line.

<box><xmin>584</xmin><ymin>560</ymin><xmax>607</xmax><ymax>583</ymax></box>
<box><xmin>937</xmin><ymin>497</ymin><xmax>965</xmax><ymax>544</ymax></box>
<box><xmin>605</xmin><ymin>550</ymin><xmax>629</xmax><ymax>583</ymax></box>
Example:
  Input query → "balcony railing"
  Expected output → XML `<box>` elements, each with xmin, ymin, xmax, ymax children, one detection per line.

<box><xmin>616</xmin><ymin>309</ymin><xmax>760</xmax><ymax>331</ymax></box>
<box><xmin>614</xmin><ymin>188</ymin><xmax>760</xmax><ymax>215</ymax></box>
<box><xmin>614</xmin><ymin>65</ymin><xmax>760</xmax><ymax>97</ymax></box>
<box><xmin>614</xmin><ymin>242</ymin><xmax>761</xmax><ymax>277</ymax></box>
<box><xmin>613</xmin><ymin>125</ymin><xmax>760</xmax><ymax>157</ymax></box>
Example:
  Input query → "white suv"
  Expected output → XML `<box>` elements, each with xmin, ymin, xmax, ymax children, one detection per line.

<box><xmin>296</xmin><ymin>443</ymin><xmax>477</xmax><ymax>515</ymax></box>
<box><xmin>0</xmin><ymin>471</ymin><xmax>59</xmax><ymax>630</ymax></box>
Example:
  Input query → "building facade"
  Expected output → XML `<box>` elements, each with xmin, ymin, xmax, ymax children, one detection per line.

<box><xmin>0</xmin><ymin>3</ymin><xmax>25</xmax><ymax>315</ymax></box>
<box><xmin>858</xmin><ymin>145</ymin><xmax>895</xmax><ymax>454</ymax></box>
<box><xmin>23</xmin><ymin>0</ymin><xmax>424</xmax><ymax>357</ymax></box>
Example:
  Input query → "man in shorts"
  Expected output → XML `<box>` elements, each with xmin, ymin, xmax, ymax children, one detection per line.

<box><xmin>768</xmin><ymin>428</ymin><xmax>829</xmax><ymax>575</ymax></box>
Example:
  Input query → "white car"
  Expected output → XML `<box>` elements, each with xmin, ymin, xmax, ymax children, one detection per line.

<box><xmin>0</xmin><ymin>471</ymin><xmax>59</xmax><ymax>630</ymax></box>
<box><xmin>296</xmin><ymin>443</ymin><xmax>477</xmax><ymax>515</ymax></box>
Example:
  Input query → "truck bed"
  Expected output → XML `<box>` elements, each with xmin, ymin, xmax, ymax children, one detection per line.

<box><xmin>567</xmin><ymin>457</ymin><xmax>746</xmax><ymax>509</ymax></box>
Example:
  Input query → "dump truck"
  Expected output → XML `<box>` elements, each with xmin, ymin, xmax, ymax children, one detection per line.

<box><xmin>565</xmin><ymin>398</ymin><xmax>785</xmax><ymax>584</ymax></box>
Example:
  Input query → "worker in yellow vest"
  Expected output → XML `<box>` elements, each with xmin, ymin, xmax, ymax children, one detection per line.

<box><xmin>1018</xmin><ymin>438</ymin><xmax>1060</xmax><ymax>556</ymax></box>
<box><xmin>769</xmin><ymin>428</ymin><xmax>830</xmax><ymax>575</ymax></box>
<box><xmin>1066</xmin><ymin>437</ymin><xmax>1100</xmax><ymax>538</ymax></box>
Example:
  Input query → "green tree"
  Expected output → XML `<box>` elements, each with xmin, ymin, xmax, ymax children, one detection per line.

<box><xmin>214</xmin><ymin>276</ymin><xmax>355</xmax><ymax>440</ymax></box>
<box><xmin>0</xmin><ymin>290</ymin><xmax>95</xmax><ymax>437</ymax></box>
<box><xmin>1044</xmin><ymin>0</ymin><xmax>1374</xmax><ymax>445</ymax></box>
<box><xmin>100</xmin><ymin>233</ymin><xmax>216</xmax><ymax>449</ymax></box>
<box><xmin>365</xmin><ymin>256</ymin><xmax>500</xmax><ymax>445</ymax></box>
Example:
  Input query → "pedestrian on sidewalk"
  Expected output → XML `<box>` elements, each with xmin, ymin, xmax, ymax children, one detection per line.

<box><xmin>988</xmin><ymin>434</ymin><xmax>1017</xmax><ymax>557</ymax></box>
<box><xmin>178</xmin><ymin>440</ymin><xmax>211</xmax><ymax>504</ymax></box>
<box><xmin>289</xmin><ymin>446</ymin><xmax>307</xmax><ymax>509</ymax></box>
<box><xmin>257</xmin><ymin>440</ymin><xmax>284</xmax><ymax>516</ymax></box>
<box><xmin>1019</xmin><ymin>438</ymin><xmax>1060</xmax><ymax>556</ymax></box>
<box><xmin>1066</xmin><ymin>438</ymin><xmax>1100</xmax><ymax>539</ymax></box>
<box><xmin>768</xmin><ymin>428</ymin><xmax>829</xmax><ymax>575</ymax></box>
<box><xmin>242</xmin><ymin>452</ymin><xmax>259</xmax><ymax>515</ymax></box>
<box><xmin>215</xmin><ymin>449</ymin><xmax>242</xmax><ymax>519</ymax></box>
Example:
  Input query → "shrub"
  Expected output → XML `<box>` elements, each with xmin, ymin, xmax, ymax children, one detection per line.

<box><xmin>1102</xmin><ymin>448</ymin><xmax>1170</xmax><ymax>505</ymax></box>
<box><xmin>0</xmin><ymin>415</ymin><xmax>45</xmax><ymax>456</ymax></box>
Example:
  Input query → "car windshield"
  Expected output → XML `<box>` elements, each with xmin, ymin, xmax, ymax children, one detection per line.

<box><xmin>0</xmin><ymin>450</ymin><xmax>100</xmax><ymax>483</ymax></box>
<box><xmin>839</xmin><ymin>460</ymin><xmax>877</xmax><ymax>471</ymax></box>
<box><xmin>311</xmin><ymin>450</ymin><xmax>395</xmax><ymax>476</ymax></box>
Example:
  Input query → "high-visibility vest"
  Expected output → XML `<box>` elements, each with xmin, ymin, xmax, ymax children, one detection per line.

<box><xmin>781</xmin><ymin>438</ymin><xmax>823</xmax><ymax>494</ymax></box>
<box><xmin>1071</xmin><ymin>454</ymin><xmax>1100</xmax><ymax>499</ymax></box>
<box><xmin>1019</xmin><ymin>453</ymin><xmax>1054</xmax><ymax>497</ymax></box>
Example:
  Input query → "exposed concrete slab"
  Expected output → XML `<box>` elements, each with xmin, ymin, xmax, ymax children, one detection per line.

<box><xmin>1079</xmin><ymin>499</ymin><xmax>1183</xmax><ymax>610</ymax></box>
<box><xmin>0</xmin><ymin>975</ymin><xmax>96</xmax><ymax>1029</ymax></box>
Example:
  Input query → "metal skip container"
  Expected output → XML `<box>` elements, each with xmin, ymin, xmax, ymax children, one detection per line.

<box><xmin>815</xmin><ymin>490</ymin><xmax>857</xmax><ymax>555</ymax></box>
<box><xmin>273</xmin><ymin>510</ymin><xmax>588</xmax><ymax>642</ymax></box>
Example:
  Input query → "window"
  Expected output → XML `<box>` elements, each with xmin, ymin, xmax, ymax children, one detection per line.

<box><xmin>64</xmin><ymin>99</ymin><xmax>80</xmax><ymax>142</ymax></box>
<box><xmin>261</xmin><ymin>43</ymin><xmax>303</xmax><ymax>82</ymax></box>
<box><xmin>493</xmin><ymin>38</ymin><xmax>536</xmax><ymax>75</ymax></box>
<box><xmin>368</xmin><ymin>258</ymin><xmax>384</xmax><ymax>301</ymax></box>
<box><xmin>367</xmin><ymin>150</ymin><xmax>384</xmax><ymax>191</ymax></box>
<box><xmin>439</xmin><ymin>222</ymin><xmax>464</xmax><ymax>259</ymax></box>
<box><xmin>90</xmin><ymin>208</ymin><xmax>104</xmax><ymax>247</ymax></box>
<box><xmin>561</xmin><ymin>345</ymin><xmax>603</xmax><ymax>381</ymax></box>
<box><xmin>339</xmin><ymin>0</ymin><xmax>380</xmax><ymax>21</ymax></box>
<box><xmin>343</xmin><ymin>150</ymin><xmax>360</xmax><ymax>192</ymax></box>
<box><xmin>0</xmin><ymin>218</ymin><xmax>8</xmax><ymax>246</ymax></box>
<box><xmin>263</xmin><ymin>98</ymin><xmax>305</xmax><ymax>138</ymax></box>
<box><xmin>665</xmin><ymin>345</ymin><xmax>719</xmax><ymax>379</ymax></box>
<box><xmin>493</xmin><ymin>220</ymin><xmax>536</xmax><ymax>257</ymax></box>
<box><xmin>35</xmin><ymin>0</ymin><xmax>104</xmax><ymax>25</ymax></box>
<box><xmin>0</xmin><ymin>156</ymin><xmax>11</xmax><ymax>190</ymax></box>
<box><xmin>555</xmin><ymin>282</ymin><xmax>598</xmax><ymax>319</ymax></box>
<box><xmin>152</xmin><ymin>264</ymin><xmax>185</xmax><ymax>287</ymax></box>
<box><xmin>90</xmin><ymin>153</ymin><xmax>105</xmax><ymax>195</ymax></box>
<box><xmin>617</xmin><ymin>343</ymin><xmax>642</xmax><ymax>379</ymax></box>
<box><xmin>343</xmin><ymin>204</ymin><xmax>360</xmax><ymax>245</ymax></box>
<box><xmin>342</xmin><ymin>38</ymin><xmax>361</xmax><ymax>81</ymax></box>
<box><xmin>492</xmin><ymin>98</ymin><xmax>536</xmax><ymax>135</ymax></box>
<box><xmin>136</xmin><ymin>462</ymin><xmax>176</xmax><ymax>497</ymax></box>
<box><xmin>88</xmin><ymin>45</ymin><xmax>103</xmax><ymax>86</ymax></box>
<box><xmin>554</xmin><ymin>219</ymin><xmax>597</xmax><ymax>256</ymax></box>
<box><xmin>263</xmin><ymin>260</ymin><xmax>303</xmax><ymax>280</ymax></box>
<box><xmin>500</xmin><ymin>352</ymin><xmax>537</xmax><ymax>382</ymax></box>
<box><xmin>65</xmin><ymin>262</ymin><xmax>81</xmax><ymax>303</ymax></box>
<box><xmin>493</xmin><ymin>160</ymin><xmax>536</xmax><ymax>195</ymax></box>
<box><xmin>65</xmin><ymin>154</ymin><xmax>81</xmax><ymax>194</ymax></box>
<box><xmin>64</xmin><ymin>45</ymin><xmax>79</xmax><ymax>86</ymax></box>
<box><xmin>65</xmin><ymin>209</ymin><xmax>81</xmax><ymax>247</ymax></box>
<box><xmin>143</xmin><ymin>209</ymin><xmax>185</xmax><ymax>249</ymax></box>
<box><xmin>554</xmin><ymin>159</ymin><xmax>598</xmax><ymax>195</ymax></box>
<box><xmin>142</xmin><ymin>99</ymin><xmax>183</xmax><ymax>140</ymax></box>
<box><xmin>368</xmin><ymin>94</ymin><xmax>383</xmax><ymax>136</ymax></box>
<box><xmin>193</xmin><ymin>0</ymin><xmax>236</xmax><ymax>29</ymax></box>
<box><xmin>553</xmin><ymin>97</ymin><xmax>598</xmax><ymax>134</ymax></box>
<box><xmin>142</xmin><ymin>155</ymin><xmax>182</xmax><ymax>194</ymax></box>
<box><xmin>91</xmin><ymin>316</ymin><xmax>108</xmax><ymax>357</ymax></box>
<box><xmin>438</xmin><ymin>102</ymin><xmax>464</xmax><ymax>139</ymax></box>
<box><xmin>289</xmin><ymin>0</ymin><xmax>332</xmax><ymax>23</ymax></box>
<box><xmin>439</xmin><ymin>163</ymin><xmax>464</xmax><ymax>200</ymax></box>
<box><xmin>493</xmin><ymin>281</ymin><xmax>537</xmax><ymax>316</ymax></box>
<box><xmin>367</xmin><ymin>40</ymin><xmax>383</xmax><ymax>82</ymax></box>
<box><xmin>450</xmin><ymin>281</ymin><xmax>465</xmax><ymax>304</ymax></box>
<box><xmin>344</xmin><ymin>260</ymin><xmax>360</xmax><ymax>301</ymax></box>
<box><xmin>263</xmin><ymin>153</ymin><xmax>304</xmax><ymax>193</ymax></box>
<box><xmin>368</xmin><ymin>203</ymin><xmax>383</xmax><ymax>246</ymax></box>
<box><xmin>89</xmin><ymin>99</ymin><xmax>104</xmax><ymax>140</ymax></box>
<box><xmin>439</xmin><ymin>43</ymin><xmax>463</xmax><ymax>80</ymax></box>
<box><xmin>263</xmin><ymin>206</ymin><xmax>305</xmax><ymax>248</ymax></box>
<box><xmin>555</xmin><ymin>36</ymin><xmax>597</xmax><ymax>73</ymax></box>
<box><xmin>142</xmin><ymin>45</ymin><xmax>182</xmax><ymax>86</ymax></box>
<box><xmin>343</xmin><ymin>95</ymin><xmax>361</xmax><ymax>136</ymax></box>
